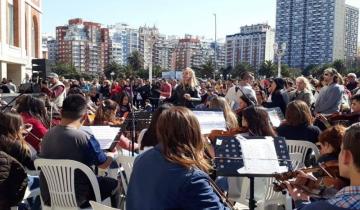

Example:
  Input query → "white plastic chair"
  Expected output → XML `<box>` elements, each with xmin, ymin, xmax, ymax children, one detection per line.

<box><xmin>116</xmin><ymin>155</ymin><xmax>135</xmax><ymax>193</ymax></box>
<box><xmin>286</xmin><ymin>140</ymin><xmax>320</xmax><ymax>164</ymax></box>
<box><xmin>89</xmin><ymin>200</ymin><xmax>120</xmax><ymax>210</ymax></box>
<box><xmin>137</xmin><ymin>128</ymin><xmax>147</xmax><ymax>150</ymax></box>
<box><xmin>34</xmin><ymin>159</ymin><xmax>111</xmax><ymax>210</ymax></box>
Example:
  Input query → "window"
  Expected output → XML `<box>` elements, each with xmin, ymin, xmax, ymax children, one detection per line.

<box><xmin>7</xmin><ymin>0</ymin><xmax>14</xmax><ymax>46</ymax></box>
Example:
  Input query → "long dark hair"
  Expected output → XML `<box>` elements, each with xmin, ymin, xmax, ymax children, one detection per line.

<box><xmin>242</xmin><ymin>106</ymin><xmax>276</xmax><ymax>137</ymax></box>
<box><xmin>16</xmin><ymin>95</ymin><xmax>50</xmax><ymax>128</ymax></box>
<box><xmin>141</xmin><ymin>103</ymin><xmax>173</xmax><ymax>149</ymax></box>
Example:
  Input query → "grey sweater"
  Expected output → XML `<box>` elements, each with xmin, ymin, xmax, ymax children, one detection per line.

<box><xmin>314</xmin><ymin>84</ymin><xmax>343</xmax><ymax>114</ymax></box>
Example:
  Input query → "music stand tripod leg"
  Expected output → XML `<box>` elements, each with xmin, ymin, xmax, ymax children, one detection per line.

<box><xmin>248</xmin><ymin>176</ymin><xmax>257</xmax><ymax>210</ymax></box>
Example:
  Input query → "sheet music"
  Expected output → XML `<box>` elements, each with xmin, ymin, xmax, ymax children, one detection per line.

<box><xmin>193</xmin><ymin>111</ymin><xmax>227</xmax><ymax>134</ymax></box>
<box><xmin>267</xmin><ymin>109</ymin><xmax>282</xmax><ymax>127</ymax></box>
<box><xmin>236</xmin><ymin>136</ymin><xmax>288</xmax><ymax>174</ymax></box>
<box><xmin>81</xmin><ymin>126</ymin><xmax>120</xmax><ymax>150</ymax></box>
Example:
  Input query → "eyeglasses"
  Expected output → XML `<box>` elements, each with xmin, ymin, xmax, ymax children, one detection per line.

<box><xmin>316</xmin><ymin>143</ymin><xmax>322</xmax><ymax>150</ymax></box>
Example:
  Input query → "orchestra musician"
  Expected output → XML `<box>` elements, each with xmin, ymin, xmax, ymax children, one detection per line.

<box><xmin>126</xmin><ymin>106</ymin><xmax>230</xmax><ymax>210</ymax></box>
<box><xmin>285</xmin><ymin>123</ymin><xmax>360</xmax><ymax>210</ymax></box>
<box><xmin>93</xmin><ymin>99</ymin><xmax>138</xmax><ymax>151</ymax></box>
<box><xmin>16</xmin><ymin>95</ymin><xmax>50</xmax><ymax>152</ymax></box>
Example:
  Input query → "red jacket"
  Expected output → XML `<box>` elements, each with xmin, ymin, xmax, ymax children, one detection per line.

<box><xmin>20</xmin><ymin>112</ymin><xmax>48</xmax><ymax>152</ymax></box>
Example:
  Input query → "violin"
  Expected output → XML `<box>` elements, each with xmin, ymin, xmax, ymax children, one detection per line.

<box><xmin>273</xmin><ymin>160</ymin><xmax>349</xmax><ymax>199</ymax></box>
<box><xmin>207</xmin><ymin>127</ymin><xmax>248</xmax><ymax>143</ymax></box>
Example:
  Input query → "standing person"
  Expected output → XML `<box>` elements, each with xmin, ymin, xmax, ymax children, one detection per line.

<box><xmin>262</xmin><ymin>77</ymin><xmax>289</xmax><ymax>115</ymax></box>
<box><xmin>127</xmin><ymin>106</ymin><xmax>230</xmax><ymax>210</ymax></box>
<box><xmin>6</xmin><ymin>79</ymin><xmax>17</xmax><ymax>93</ymax></box>
<box><xmin>99</xmin><ymin>80</ymin><xmax>111</xmax><ymax>100</ymax></box>
<box><xmin>289</xmin><ymin>76</ymin><xmax>314</xmax><ymax>107</ymax></box>
<box><xmin>39</xmin><ymin>95</ymin><xmax>121</xmax><ymax>208</ymax></box>
<box><xmin>286</xmin><ymin>123</ymin><xmax>360</xmax><ymax>210</ymax></box>
<box><xmin>346</xmin><ymin>73</ymin><xmax>358</xmax><ymax>93</ymax></box>
<box><xmin>41</xmin><ymin>73</ymin><xmax>66</xmax><ymax>108</ymax></box>
<box><xmin>225</xmin><ymin>71</ymin><xmax>257</xmax><ymax>110</ymax></box>
<box><xmin>167</xmin><ymin>67</ymin><xmax>201</xmax><ymax>108</ymax></box>
<box><xmin>314</xmin><ymin>68</ymin><xmax>344</xmax><ymax>115</ymax></box>
<box><xmin>159</xmin><ymin>78</ymin><xmax>172</xmax><ymax>100</ymax></box>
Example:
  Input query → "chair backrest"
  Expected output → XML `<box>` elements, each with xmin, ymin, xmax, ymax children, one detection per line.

<box><xmin>34</xmin><ymin>159</ymin><xmax>102</xmax><ymax>209</ymax></box>
<box><xmin>137</xmin><ymin>128</ymin><xmax>147</xmax><ymax>150</ymax></box>
<box><xmin>289</xmin><ymin>152</ymin><xmax>304</xmax><ymax>170</ymax></box>
<box><xmin>116</xmin><ymin>155</ymin><xmax>135</xmax><ymax>193</ymax></box>
<box><xmin>89</xmin><ymin>200</ymin><xmax>119</xmax><ymax>210</ymax></box>
<box><xmin>286</xmin><ymin>140</ymin><xmax>320</xmax><ymax>164</ymax></box>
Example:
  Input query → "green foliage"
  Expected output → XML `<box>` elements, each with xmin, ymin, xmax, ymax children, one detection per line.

<box><xmin>51</xmin><ymin>63</ymin><xmax>80</xmax><ymax>79</ymax></box>
<box><xmin>281</xmin><ymin>66</ymin><xmax>301</xmax><ymax>78</ymax></box>
<box><xmin>332</xmin><ymin>59</ymin><xmax>346</xmax><ymax>74</ymax></box>
<box><xmin>232</xmin><ymin>62</ymin><xmax>254</xmax><ymax>78</ymax></box>
<box><xmin>258</xmin><ymin>60</ymin><xmax>276</xmax><ymax>78</ymax></box>
<box><xmin>194</xmin><ymin>59</ymin><xmax>215</xmax><ymax>78</ymax></box>
<box><xmin>127</xmin><ymin>51</ymin><xmax>144</xmax><ymax>72</ymax></box>
<box><xmin>104</xmin><ymin>61</ymin><xmax>124</xmax><ymax>80</ymax></box>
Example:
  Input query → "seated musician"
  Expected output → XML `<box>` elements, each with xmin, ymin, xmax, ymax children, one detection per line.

<box><xmin>242</xmin><ymin>106</ymin><xmax>277</xmax><ymax>137</ymax></box>
<box><xmin>127</xmin><ymin>106</ymin><xmax>230</xmax><ymax>210</ymax></box>
<box><xmin>277</xmin><ymin>100</ymin><xmax>321</xmax><ymax>144</ymax></box>
<box><xmin>316</xmin><ymin>125</ymin><xmax>346</xmax><ymax>165</ymax></box>
<box><xmin>93</xmin><ymin>99</ymin><xmax>139</xmax><ymax>151</ymax></box>
<box><xmin>208</xmin><ymin>96</ymin><xmax>239</xmax><ymax>131</ymax></box>
<box><xmin>236</xmin><ymin>93</ymin><xmax>257</xmax><ymax>127</ymax></box>
<box><xmin>39</xmin><ymin>95</ymin><xmax>121</xmax><ymax>208</ymax></box>
<box><xmin>140</xmin><ymin>103</ymin><xmax>173</xmax><ymax>150</ymax></box>
<box><xmin>16</xmin><ymin>95</ymin><xmax>50</xmax><ymax>153</ymax></box>
<box><xmin>327</xmin><ymin>94</ymin><xmax>360</xmax><ymax>126</ymax></box>
<box><xmin>287</xmin><ymin>123</ymin><xmax>360</xmax><ymax>210</ymax></box>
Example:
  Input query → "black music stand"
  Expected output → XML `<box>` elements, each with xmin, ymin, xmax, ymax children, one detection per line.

<box><xmin>214</xmin><ymin>135</ymin><xmax>291</xmax><ymax>210</ymax></box>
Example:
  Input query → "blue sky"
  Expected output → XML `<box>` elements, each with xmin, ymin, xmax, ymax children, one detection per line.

<box><xmin>43</xmin><ymin>0</ymin><xmax>360</xmax><ymax>41</ymax></box>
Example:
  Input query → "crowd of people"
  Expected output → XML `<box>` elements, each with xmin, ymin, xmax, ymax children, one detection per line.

<box><xmin>0</xmin><ymin>66</ymin><xmax>360</xmax><ymax>210</ymax></box>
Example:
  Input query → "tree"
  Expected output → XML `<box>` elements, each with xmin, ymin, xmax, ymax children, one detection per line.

<box><xmin>127</xmin><ymin>51</ymin><xmax>144</xmax><ymax>72</ymax></box>
<box><xmin>332</xmin><ymin>59</ymin><xmax>346</xmax><ymax>74</ymax></box>
<box><xmin>303</xmin><ymin>64</ymin><xmax>318</xmax><ymax>77</ymax></box>
<box><xmin>104</xmin><ymin>61</ymin><xmax>124</xmax><ymax>80</ymax></box>
<box><xmin>153</xmin><ymin>65</ymin><xmax>163</xmax><ymax>78</ymax></box>
<box><xmin>258</xmin><ymin>60</ymin><xmax>276</xmax><ymax>78</ymax></box>
<box><xmin>198</xmin><ymin>59</ymin><xmax>215</xmax><ymax>78</ymax></box>
<box><xmin>232</xmin><ymin>62</ymin><xmax>254</xmax><ymax>78</ymax></box>
<box><xmin>51</xmin><ymin>62</ymin><xmax>79</xmax><ymax>79</ymax></box>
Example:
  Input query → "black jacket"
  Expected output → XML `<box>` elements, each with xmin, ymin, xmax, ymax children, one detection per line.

<box><xmin>263</xmin><ymin>89</ymin><xmax>289</xmax><ymax>115</ymax></box>
<box><xmin>0</xmin><ymin>151</ymin><xmax>28</xmax><ymax>209</ymax></box>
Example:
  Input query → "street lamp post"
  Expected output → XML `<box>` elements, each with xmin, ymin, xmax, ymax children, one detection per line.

<box><xmin>220</xmin><ymin>74</ymin><xmax>223</xmax><ymax>80</ymax></box>
<box><xmin>213</xmin><ymin>13</ymin><xmax>217</xmax><ymax>80</ymax></box>
<box><xmin>110</xmin><ymin>71</ymin><xmax>115</xmax><ymax>81</ymax></box>
<box><xmin>144</xmin><ymin>29</ymin><xmax>157</xmax><ymax>85</ymax></box>
<box><xmin>274</xmin><ymin>42</ymin><xmax>286</xmax><ymax>78</ymax></box>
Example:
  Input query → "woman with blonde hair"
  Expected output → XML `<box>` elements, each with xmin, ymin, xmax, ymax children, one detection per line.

<box><xmin>209</xmin><ymin>96</ymin><xmax>239</xmax><ymax>130</ymax></box>
<box><xmin>167</xmin><ymin>67</ymin><xmax>201</xmax><ymax>108</ymax></box>
<box><xmin>289</xmin><ymin>76</ymin><xmax>314</xmax><ymax>107</ymax></box>
<box><xmin>127</xmin><ymin>106</ymin><xmax>229</xmax><ymax>209</ymax></box>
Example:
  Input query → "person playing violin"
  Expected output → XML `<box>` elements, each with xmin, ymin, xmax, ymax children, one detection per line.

<box><xmin>93</xmin><ymin>99</ymin><xmax>138</xmax><ymax>151</ymax></box>
<box><xmin>286</xmin><ymin>123</ymin><xmax>360</xmax><ymax>210</ymax></box>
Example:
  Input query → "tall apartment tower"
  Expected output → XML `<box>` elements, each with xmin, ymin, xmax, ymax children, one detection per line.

<box><xmin>276</xmin><ymin>0</ymin><xmax>346</xmax><ymax>69</ymax></box>
<box><xmin>345</xmin><ymin>4</ymin><xmax>359</xmax><ymax>63</ymax></box>
<box><xmin>108</xmin><ymin>23</ymin><xmax>139</xmax><ymax>65</ymax></box>
<box><xmin>56</xmin><ymin>18</ymin><xmax>109</xmax><ymax>74</ymax></box>
<box><xmin>138</xmin><ymin>26</ymin><xmax>160</xmax><ymax>69</ymax></box>
<box><xmin>225</xmin><ymin>24</ymin><xmax>275</xmax><ymax>70</ymax></box>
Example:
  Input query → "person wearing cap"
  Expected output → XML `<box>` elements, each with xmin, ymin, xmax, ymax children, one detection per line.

<box><xmin>346</xmin><ymin>73</ymin><xmax>358</xmax><ymax>93</ymax></box>
<box><xmin>41</xmin><ymin>73</ymin><xmax>66</xmax><ymax>108</ymax></box>
<box><xmin>314</xmin><ymin>68</ymin><xmax>344</xmax><ymax>115</ymax></box>
<box><xmin>262</xmin><ymin>77</ymin><xmax>289</xmax><ymax>115</ymax></box>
